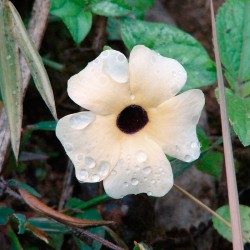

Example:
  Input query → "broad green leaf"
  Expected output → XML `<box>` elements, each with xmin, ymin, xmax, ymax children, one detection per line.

<box><xmin>0</xmin><ymin>1</ymin><xmax>23</xmax><ymax>160</ymax></box>
<box><xmin>13</xmin><ymin>213</ymin><xmax>26</xmax><ymax>234</ymax></box>
<box><xmin>50</xmin><ymin>0</ymin><xmax>92</xmax><ymax>44</ymax></box>
<box><xmin>8</xmin><ymin>180</ymin><xmax>41</xmax><ymax>198</ymax></box>
<box><xmin>212</xmin><ymin>205</ymin><xmax>250</xmax><ymax>243</ymax></box>
<box><xmin>121</xmin><ymin>19</ymin><xmax>216</xmax><ymax>90</ymax></box>
<box><xmin>196</xmin><ymin>151</ymin><xmax>223</xmax><ymax>179</ymax></box>
<box><xmin>216</xmin><ymin>0</ymin><xmax>250</xmax><ymax>87</ymax></box>
<box><xmin>8</xmin><ymin>2</ymin><xmax>57</xmax><ymax>120</ymax></box>
<box><xmin>222</xmin><ymin>88</ymin><xmax>250</xmax><ymax>146</ymax></box>
<box><xmin>0</xmin><ymin>207</ymin><xmax>14</xmax><ymax>225</ymax></box>
<box><xmin>91</xmin><ymin>1</ymin><xmax>130</xmax><ymax>17</ymax></box>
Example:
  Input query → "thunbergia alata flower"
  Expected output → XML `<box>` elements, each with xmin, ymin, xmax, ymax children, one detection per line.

<box><xmin>56</xmin><ymin>45</ymin><xmax>205</xmax><ymax>199</ymax></box>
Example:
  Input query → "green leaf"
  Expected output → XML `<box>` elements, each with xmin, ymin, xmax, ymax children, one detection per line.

<box><xmin>196</xmin><ymin>151</ymin><xmax>223</xmax><ymax>179</ymax></box>
<box><xmin>28</xmin><ymin>217</ymin><xmax>68</xmax><ymax>233</ymax></box>
<box><xmin>216</xmin><ymin>0</ymin><xmax>250</xmax><ymax>88</ymax></box>
<box><xmin>0</xmin><ymin>207</ymin><xmax>14</xmax><ymax>225</ymax></box>
<box><xmin>212</xmin><ymin>205</ymin><xmax>250</xmax><ymax>243</ymax></box>
<box><xmin>7</xmin><ymin>226</ymin><xmax>23</xmax><ymax>250</ymax></box>
<box><xmin>8</xmin><ymin>2</ymin><xmax>57</xmax><ymax>120</ymax></box>
<box><xmin>13</xmin><ymin>213</ymin><xmax>26</xmax><ymax>234</ymax></box>
<box><xmin>8</xmin><ymin>180</ymin><xmax>41</xmax><ymax>198</ymax></box>
<box><xmin>223</xmin><ymin>88</ymin><xmax>250</xmax><ymax>146</ymax></box>
<box><xmin>31</xmin><ymin>121</ymin><xmax>57</xmax><ymax>131</ymax></box>
<box><xmin>0</xmin><ymin>1</ymin><xmax>23</xmax><ymax>160</ymax></box>
<box><xmin>50</xmin><ymin>0</ymin><xmax>92</xmax><ymax>44</ymax></box>
<box><xmin>121</xmin><ymin>19</ymin><xmax>216</xmax><ymax>90</ymax></box>
<box><xmin>91</xmin><ymin>1</ymin><xmax>130</xmax><ymax>17</ymax></box>
<box><xmin>72</xmin><ymin>208</ymin><xmax>105</xmax><ymax>250</ymax></box>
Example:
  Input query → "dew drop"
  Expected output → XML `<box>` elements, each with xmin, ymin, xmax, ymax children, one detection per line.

<box><xmin>135</xmin><ymin>165</ymin><xmax>140</xmax><ymax>171</ymax></box>
<box><xmin>136</xmin><ymin>151</ymin><xmax>147</xmax><ymax>163</ymax></box>
<box><xmin>85</xmin><ymin>157</ymin><xmax>96</xmax><ymax>169</ymax></box>
<box><xmin>99</xmin><ymin>161</ymin><xmax>110</xmax><ymax>175</ymax></box>
<box><xmin>172</xmin><ymin>71</ymin><xmax>177</xmax><ymax>77</ymax></box>
<box><xmin>131</xmin><ymin>178</ymin><xmax>139</xmax><ymax>186</ymax></box>
<box><xmin>144</xmin><ymin>177</ymin><xmax>148</xmax><ymax>181</ymax></box>
<box><xmin>191</xmin><ymin>141</ymin><xmax>200</xmax><ymax>149</ymax></box>
<box><xmin>117</xmin><ymin>54</ymin><xmax>126</xmax><ymax>62</ymax></box>
<box><xmin>175</xmin><ymin>145</ymin><xmax>180</xmax><ymax>152</ymax></box>
<box><xmin>76</xmin><ymin>154</ymin><xmax>84</xmax><ymax>161</ymax></box>
<box><xmin>143</xmin><ymin>166</ymin><xmax>152</xmax><ymax>175</ymax></box>
<box><xmin>130</xmin><ymin>95</ymin><xmax>135</xmax><ymax>100</ymax></box>
<box><xmin>12</xmin><ymin>90</ymin><xmax>16</xmax><ymax>95</ymax></box>
<box><xmin>151</xmin><ymin>179</ymin><xmax>156</xmax><ymax>184</ymax></box>
<box><xmin>101</xmin><ymin>50</ymin><xmax>109</xmax><ymax>58</ymax></box>
<box><xmin>126</xmin><ymin>168</ymin><xmax>130</xmax><ymax>173</ymax></box>
<box><xmin>111</xmin><ymin>170</ymin><xmax>117</xmax><ymax>176</ymax></box>
<box><xmin>184</xmin><ymin>155</ymin><xmax>192</xmax><ymax>162</ymax></box>
<box><xmin>92</xmin><ymin>174</ymin><xmax>100</xmax><ymax>182</ymax></box>
<box><xmin>147</xmin><ymin>191</ymin><xmax>152</xmax><ymax>196</ymax></box>
<box><xmin>70</xmin><ymin>113</ymin><xmax>95</xmax><ymax>130</ymax></box>
<box><xmin>6</xmin><ymin>55</ymin><xmax>11</xmax><ymax>60</ymax></box>
<box><xmin>79</xmin><ymin>169</ymin><xmax>88</xmax><ymax>180</ymax></box>
<box><xmin>124</xmin><ymin>182</ymin><xmax>129</xmax><ymax>187</ymax></box>
<box><xmin>64</xmin><ymin>143</ymin><xmax>73</xmax><ymax>152</ymax></box>
<box><xmin>159</xmin><ymin>167</ymin><xmax>163</xmax><ymax>172</ymax></box>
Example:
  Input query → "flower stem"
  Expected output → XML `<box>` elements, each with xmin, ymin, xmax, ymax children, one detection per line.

<box><xmin>210</xmin><ymin>1</ymin><xmax>243</xmax><ymax>249</ymax></box>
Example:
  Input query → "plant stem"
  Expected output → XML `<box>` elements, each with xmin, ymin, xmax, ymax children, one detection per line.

<box><xmin>210</xmin><ymin>1</ymin><xmax>243</xmax><ymax>249</ymax></box>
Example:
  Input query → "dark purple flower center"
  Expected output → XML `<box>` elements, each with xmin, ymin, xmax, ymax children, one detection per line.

<box><xmin>116</xmin><ymin>105</ymin><xmax>149</xmax><ymax>134</ymax></box>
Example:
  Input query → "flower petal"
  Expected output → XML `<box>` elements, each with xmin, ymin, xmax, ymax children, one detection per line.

<box><xmin>56</xmin><ymin>112</ymin><xmax>121</xmax><ymax>182</ymax></box>
<box><xmin>68</xmin><ymin>50</ymin><xmax>131</xmax><ymax>115</ymax></box>
<box><xmin>103</xmin><ymin>133</ymin><xmax>173</xmax><ymax>199</ymax></box>
<box><xmin>146</xmin><ymin>89</ymin><xmax>205</xmax><ymax>162</ymax></box>
<box><xmin>129</xmin><ymin>45</ymin><xmax>187</xmax><ymax>107</ymax></box>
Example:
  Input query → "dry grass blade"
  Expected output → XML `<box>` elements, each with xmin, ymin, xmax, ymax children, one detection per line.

<box><xmin>19</xmin><ymin>188</ymin><xmax>114</xmax><ymax>228</ymax></box>
<box><xmin>7</xmin><ymin>1</ymin><xmax>57</xmax><ymax>120</ymax></box>
<box><xmin>0</xmin><ymin>0</ymin><xmax>23</xmax><ymax>160</ymax></box>
<box><xmin>210</xmin><ymin>1</ymin><xmax>243</xmax><ymax>249</ymax></box>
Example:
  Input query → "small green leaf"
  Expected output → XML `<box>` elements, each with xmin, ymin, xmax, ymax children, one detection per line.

<box><xmin>121</xmin><ymin>19</ymin><xmax>216</xmax><ymax>90</ymax></box>
<box><xmin>212</xmin><ymin>205</ymin><xmax>250</xmax><ymax>243</ymax></box>
<box><xmin>216</xmin><ymin>0</ymin><xmax>250</xmax><ymax>87</ymax></box>
<box><xmin>50</xmin><ymin>0</ymin><xmax>92</xmax><ymax>44</ymax></box>
<box><xmin>7</xmin><ymin>225</ymin><xmax>23</xmax><ymax>250</ymax></box>
<box><xmin>196</xmin><ymin>151</ymin><xmax>223</xmax><ymax>179</ymax></box>
<box><xmin>13</xmin><ymin>213</ymin><xmax>26</xmax><ymax>234</ymax></box>
<box><xmin>31</xmin><ymin>121</ymin><xmax>57</xmax><ymax>131</ymax></box>
<box><xmin>8</xmin><ymin>2</ymin><xmax>57</xmax><ymax>120</ymax></box>
<box><xmin>0</xmin><ymin>207</ymin><xmax>14</xmax><ymax>225</ymax></box>
<box><xmin>223</xmin><ymin>88</ymin><xmax>250</xmax><ymax>146</ymax></box>
<box><xmin>0</xmin><ymin>1</ymin><xmax>23</xmax><ymax>160</ymax></box>
<box><xmin>8</xmin><ymin>180</ymin><xmax>41</xmax><ymax>198</ymax></box>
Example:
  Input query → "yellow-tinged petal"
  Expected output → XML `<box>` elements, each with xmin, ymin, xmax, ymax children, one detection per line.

<box><xmin>56</xmin><ymin>112</ymin><xmax>122</xmax><ymax>182</ymax></box>
<box><xmin>146</xmin><ymin>89</ymin><xmax>205</xmax><ymax>162</ymax></box>
<box><xmin>103</xmin><ymin>133</ymin><xmax>173</xmax><ymax>199</ymax></box>
<box><xmin>129</xmin><ymin>45</ymin><xmax>187</xmax><ymax>107</ymax></box>
<box><xmin>68</xmin><ymin>50</ymin><xmax>131</xmax><ymax>115</ymax></box>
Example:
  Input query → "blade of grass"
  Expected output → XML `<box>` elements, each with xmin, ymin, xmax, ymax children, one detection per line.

<box><xmin>0</xmin><ymin>0</ymin><xmax>23</xmax><ymax>160</ymax></box>
<box><xmin>7</xmin><ymin>1</ymin><xmax>57</xmax><ymax>120</ymax></box>
<box><xmin>210</xmin><ymin>1</ymin><xmax>243</xmax><ymax>249</ymax></box>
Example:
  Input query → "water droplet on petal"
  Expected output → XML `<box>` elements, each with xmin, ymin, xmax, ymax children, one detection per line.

<box><xmin>6</xmin><ymin>55</ymin><xmax>11</xmax><ymax>60</ymax></box>
<box><xmin>130</xmin><ymin>95</ymin><xmax>135</xmax><ymax>100</ymax></box>
<box><xmin>126</xmin><ymin>168</ymin><xmax>130</xmax><ymax>174</ymax></box>
<box><xmin>147</xmin><ymin>191</ymin><xmax>152</xmax><ymax>196</ymax></box>
<box><xmin>175</xmin><ymin>145</ymin><xmax>180</xmax><ymax>152</ymax></box>
<box><xmin>184</xmin><ymin>155</ymin><xmax>192</xmax><ymax>162</ymax></box>
<box><xmin>111</xmin><ymin>170</ymin><xmax>117</xmax><ymax>176</ymax></box>
<box><xmin>117</xmin><ymin>54</ymin><xmax>126</xmax><ymax>62</ymax></box>
<box><xmin>64</xmin><ymin>143</ymin><xmax>73</xmax><ymax>152</ymax></box>
<box><xmin>135</xmin><ymin>165</ymin><xmax>140</xmax><ymax>171</ymax></box>
<box><xmin>191</xmin><ymin>141</ymin><xmax>200</xmax><ymax>149</ymax></box>
<box><xmin>76</xmin><ymin>154</ymin><xmax>84</xmax><ymax>161</ymax></box>
<box><xmin>151</xmin><ymin>179</ymin><xmax>156</xmax><ymax>184</ymax></box>
<box><xmin>12</xmin><ymin>90</ymin><xmax>16</xmax><ymax>95</ymax></box>
<box><xmin>136</xmin><ymin>151</ymin><xmax>147</xmax><ymax>163</ymax></box>
<box><xmin>85</xmin><ymin>157</ymin><xmax>96</xmax><ymax>169</ymax></box>
<box><xmin>70</xmin><ymin>113</ymin><xmax>95</xmax><ymax>130</ymax></box>
<box><xmin>143</xmin><ymin>166</ymin><xmax>152</xmax><ymax>175</ymax></box>
<box><xmin>124</xmin><ymin>182</ymin><xmax>129</xmax><ymax>187</ymax></box>
<box><xmin>79</xmin><ymin>169</ymin><xmax>88</xmax><ymax>180</ymax></box>
<box><xmin>101</xmin><ymin>50</ymin><xmax>109</xmax><ymax>58</ymax></box>
<box><xmin>99</xmin><ymin>161</ymin><xmax>110</xmax><ymax>175</ymax></box>
<box><xmin>131</xmin><ymin>178</ymin><xmax>139</xmax><ymax>186</ymax></box>
<box><xmin>92</xmin><ymin>174</ymin><xmax>100</xmax><ymax>182</ymax></box>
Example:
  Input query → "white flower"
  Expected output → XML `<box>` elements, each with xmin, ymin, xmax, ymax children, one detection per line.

<box><xmin>56</xmin><ymin>45</ymin><xmax>205</xmax><ymax>199</ymax></box>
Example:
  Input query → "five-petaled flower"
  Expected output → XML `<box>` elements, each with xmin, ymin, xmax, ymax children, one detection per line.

<box><xmin>56</xmin><ymin>45</ymin><xmax>205</xmax><ymax>199</ymax></box>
